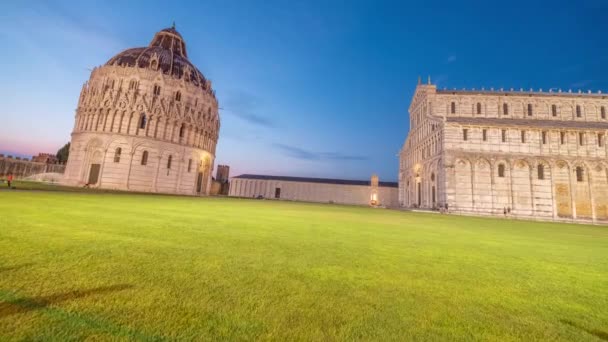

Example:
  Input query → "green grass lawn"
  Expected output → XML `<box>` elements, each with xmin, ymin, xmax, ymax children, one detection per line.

<box><xmin>0</xmin><ymin>189</ymin><xmax>606</xmax><ymax>341</ymax></box>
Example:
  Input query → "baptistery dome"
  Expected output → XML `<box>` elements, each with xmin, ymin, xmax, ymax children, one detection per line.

<box><xmin>63</xmin><ymin>26</ymin><xmax>220</xmax><ymax>195</ymax></box>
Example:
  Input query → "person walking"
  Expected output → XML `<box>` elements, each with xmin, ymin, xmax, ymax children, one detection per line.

<box><xmin>7</xmin><ymin>173</ymin><xmax>13</xmax><ymax>188</ymax></box>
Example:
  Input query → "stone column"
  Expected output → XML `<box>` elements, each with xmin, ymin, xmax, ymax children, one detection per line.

<box><xmin>568</xmin><ymin>163</ymin><xmax>576</xmax><ymax>221</ymax></box>
<box><xmin>97</xmin><ymin>148</ymin><xmax>108</xmax><ymax>187</ymax></box>
<box><xmin>588</xmin><ymin>164</ymin><xmax>596</xmax><ymax>223</ymax></box>
<box><xmin>125</xmin><ymin>150</ymin><xmax>135</xmax><ymax>190</ymax></box>
<box><xmin>550</xmin><ymin>162</ymin><xmax>557</xmax><ymax>221</ymax></box>
<box><xmin>152</xmin><ymin>155</ymin><xmax>162</xmax><ymax>192</ymax></box>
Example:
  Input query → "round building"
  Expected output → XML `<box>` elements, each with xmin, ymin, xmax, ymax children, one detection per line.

<box><xmin>63</xmin><ymin>26</ymin><xmax>220</xmax><ymax>195</ymax></box>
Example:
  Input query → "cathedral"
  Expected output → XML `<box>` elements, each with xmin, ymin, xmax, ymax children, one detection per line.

<box><xmin>399</xmin><ymin>79</ymin><xmax>608</xmax><ymax>223</ymax></box>
<box><xmin>62</xmin><ymin>26</ymin><xmax>219</xmax><ymax>195</ymax></box>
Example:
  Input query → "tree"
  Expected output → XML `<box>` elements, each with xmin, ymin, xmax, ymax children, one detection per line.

<box><xmin>56</xmin><ymin>142</ymin><xmax>70</xmax><ymax>164</ymax></box>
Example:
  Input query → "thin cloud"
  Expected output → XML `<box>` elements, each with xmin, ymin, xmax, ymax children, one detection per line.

<box><xmin>222</xmin><ymin>90</ymin><xmax>276</xmax><ymax>127</ymax></box>
<box><xmin>273</xmin><ymin>143</ymin><xmax>368</xmax><ymax>161</ymax></box>
<box><xmin>447</xmin><ymin>55</ymin><xmax>457</xmax><ymax>63</ymax></box>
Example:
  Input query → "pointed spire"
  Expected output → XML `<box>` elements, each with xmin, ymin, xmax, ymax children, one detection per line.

<box><xmin>418</xmin><ymin>76</ymin><xmax>422</xmax><ymax>85</ymax></box>
<box><xmin>427</xmin><ymin>75</ymin><xmax>431</xmax><ymax>85</ymax></box>
<box><xmin>172</xmin><ymin>21</ymin><xmax>176</xmax><ymax>29</ymax></box>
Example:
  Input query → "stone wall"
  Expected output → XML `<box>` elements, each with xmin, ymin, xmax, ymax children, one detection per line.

<box><xmin>0</xmin><ymin>155</ymin><xmax>65</xmax><ymax>179</ymax></box>
<box><xmin>229</xmin><ymin>178</ymin><xmax>399</xmax><ymax>207</ymax></box>
<box><xmin>63</xmin><ymin>132</ymin><xmax>213</xmax><ymax>195</ymax></box>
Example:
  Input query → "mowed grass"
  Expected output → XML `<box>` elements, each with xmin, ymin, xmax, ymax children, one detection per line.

<box><xmin>0</xmin><ymin>190</ymin><xmax>607</xmax><ymax>341</ymax></box>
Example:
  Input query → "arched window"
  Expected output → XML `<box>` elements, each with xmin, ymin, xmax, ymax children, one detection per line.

<box><xmin>576</xmin><ymin>105</ymin><xmax>582</xmax><ymax>118</ymax></box>
<box><xmin>129</xmin><ymin>80</ymin><xmax>137</xmax><ymax>90</ymax></box>
<box><xmin>482</xmin><ymin>129</ymin><xmax>487</xmax><ymax>141</ymax></box>
<box><xmin>141</xmin><ymin>151</ymin><xmax>148</xmax><ymax>165</ymax></box>
<box><xmin>503</xmin><ymin>103</ymin><xmax>509</xmax><ymax>115</ymax></box>
<box><xmin>175</xmin><ymin>91</ymin><xmax>181</xmax><ymax>101</ymax></box>
<box><xmin>153</xmin><ymin>84</ymin><xmax>161</xmax><ymax>96</ymax></box>
<box><xmin>537</xmin><ymin>164</ymin><xmax>545</xmax><ymax>180</ymax></box>
<box><xmin>560</xmin><ymin>131</ymin><xmax>566</xmax><ymax>145</ymax></box>
<box><xmin>527</xmin><ymin>103</ymin><xmax>533</xmax><ymax>116</ymax></box>
<box><xmin>579</xmin><ymin>132</ymin><xmax>585</xmax><ymax>146</ymax></box>
<box><xmin>576</xmin><ymin>166</ymin><xmax>584</xmax><ymax>182</ymax></box>
<box><xmin>521</xmin><ymin>130</ymin><xmax>526</xmax><ymax>143</ymax></box>
<box><xmin>114</xmin><ymin>147</ymin><xmax>122</xmax><ymax>163</ymax></box>
<box><xmin>498</xmin><ymin>164</ymin><xmax>505</xmax><ymax>178</ymax></box>
<box><xmin>431</xmin><ymin>173</ymin><xmax>435</xmax><ymax>182</ymax></box>
<box><xmin>167</xmin><ymin>155</ymin><xmax>172</xmax><ymax>169</ymax></box>
<box><xmin>451</xmin><ymin>102</ymin><xmax>456</xmax><ymax>114</ymax></box>
<box><xmin>151</xmin><ymin>59</ymin><xmax>158</xmax><ymax>70</ymax></box>
<box><xmin>139</xmin><ymin>114</ymin><xmax>147</xmax><ymax>129</ymax></box>
<box><xmin>476</xmin><ymin>103</ymin><xmax>482</xmax><ymax>115</ymax></box>
<box><xmin>552</xmin><ymin>104</ymin><xmax>557</xmax><ymax>117</ymax></box>
<box><xmin>179</xmin><ymin>124</ymin><xmax>185</xmax><ymax>138</ymax></box>
<box><xmin>602</xmin><ymin>106</ymin><xmax>606</xmax><ymax>119</ymax></box>
<box><xmin>187</xmin><ymin>159</ymin><xmax>192</xmax><ymax>172</ymax></box>
<box><xmin>501</xmin><ymin>129</ymin><xmax>507</xmax><ymax>142</ymax></box>
<box><xmin>462</xmin><ymin>129</ymin><xmax>468</xmax><ymax>141</ymax></box>
<box><xmin>599</xmin><ymin>133</ymin><xmax>605</xmax><ymax>147</ymax></box>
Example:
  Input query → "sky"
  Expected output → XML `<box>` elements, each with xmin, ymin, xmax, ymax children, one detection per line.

<box><xmin>1</xmin><ymin>0</ymin><xmax>607</xmax><ymax>181</ymax></box>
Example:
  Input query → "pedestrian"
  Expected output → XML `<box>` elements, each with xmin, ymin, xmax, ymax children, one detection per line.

<box><xmin>7</xmin><ymin>173</ymin><xmax>13</xmax><ymax>188</ymax></box>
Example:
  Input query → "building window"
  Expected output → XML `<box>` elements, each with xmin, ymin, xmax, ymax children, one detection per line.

<box><xmin>576</xmin><ymin>166</ymin><xmax>584</xmax><ymax>182</ymax></box>
<box><xmin>463</xmin><ymin>129</ymin><xmax>468</xmax><ymax>141</ymax></box>
<box><xmin>167</xmin><ymin>155</ymin><xmax>172</xmax><ymax>169</ymax></box>
<box><xmin>129</xmin><ymin>80</ymin><xmax>137</xmax><ymax>90</ymax></box>
<box><xmin>175</xmin><ymin>91</ymin><xmax>181</xmax><ymax>102</ymax></box>
<box><xmin>141</xmin><ymin>151</ymin><xmax>148</xmax><ymax>165</ymax></box>
<box><xmin>542</xmin><ymin>131</ymin><xmax>547</xmax><ymax>145</ymax></box>
<box><xmin>552</xmin><ymin>104</ymin><xmax>557</xmax><ymax>117</ymax></box>
<box><xmin>578</xmin><ymin>132</ymin><xmax>585</xmax><ymax>146</ymax></box>
<box><xmin>538</xmin><ymin>164</ymin><xmax>545</xmax><ymax>180</ymax></box>
<box><xmin>521</xmin><ymin>130</ymin><xmax>526</xmax><ymax>143</ymax></box>
<box><xmin>576</xmin><ymin>105</ymin><xmax>582</xmax><ymax>118</ymax></box>
<box><xmin>179</xmin><ymin>124</ymin><xmax>185</xmax><ymax>138</ymax></box>
<box><xmin>503</xmin><ymin>103</ymin><xmax>509</xmax><ymax>115</ymax></box>
<box><xmin>476</xmin><ymin>103</ymin><xmax>482</xmax><ymax>115</ymax></box>
<box><xmin>527</xmin><ymin>103</ymin><xmax>533</xmax><ymax>116</ymax></box>
<box><xmin>187</xmin><ymin>159</ymin><xmax>192</xmax><ymax>172</ymax></box>
<box><xmin>482</xmin><ymin>129</ymin><xmax>487</xmax><ymax>141</ymax></box>
<box><xmin>431</xmin><ymin>173</ymin><xmax>435</xmax><ymax>181</ymax></box>
<box><xmin>153</xmin><ymin>84</ymin><xmax>161</xmax><ymax>96</ymax></box>
<box><xmin>602</xmin><ymin>106</ymin><xmax>606</xmax><ymax>119</ymax></box>
<box><xmin>451</xmin><ymin>102</ymin><xmax>456</xmax><ymax>114</ymax></box>
<box><xmin>114</xmin><ymin>148</ymin><xmax>121</xmax><ymax>163</ymax></box>
<box><xmin>139</xmin><ymin>114</ymin><xmax>147</xmax><ymax>129</ymax></box>
<box><xmin>560</xmin><ymin>131</ymin><xmax>565</xmax><ymax>145</ymax></box>
<box><xmin>501</xmin><ymin>129</ymin><xmax>507</xmax><ymax>142</ymax></box>
<box><xmin>599</xmin><ymin>133</ymin><xmax>604</xmax><ymax>147</ymax></box>
<box><xmin>498</xmin><ymin>164</ymin><xmax>505</xmax><ymax>178</ymax></box>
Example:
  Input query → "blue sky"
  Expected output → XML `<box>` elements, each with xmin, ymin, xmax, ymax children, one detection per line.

<box><xmin>1</xmin><ymin>0</ymin><xmax>607</xmax><ymax>181</ymax></box>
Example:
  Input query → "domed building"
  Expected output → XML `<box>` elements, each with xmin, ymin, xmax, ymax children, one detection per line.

<box><xmin>63</xmin><ymin>26</ymin><xmax>220</xmax><ymax>195</ymax></box>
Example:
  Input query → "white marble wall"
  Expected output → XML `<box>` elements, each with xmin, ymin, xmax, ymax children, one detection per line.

<box><xmin>229</xmin><ymin>178</ymin><xmax>399</xmax><ymax>207</ymax></box>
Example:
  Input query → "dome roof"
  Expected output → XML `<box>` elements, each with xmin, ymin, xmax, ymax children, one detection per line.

<box><xmin>105</xmin><ymin>27</ymin><xmax>210</xmax><ymax>91</ymax></box>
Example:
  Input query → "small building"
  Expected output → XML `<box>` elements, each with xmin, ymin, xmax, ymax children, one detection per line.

<box><xmin>229</xmin><ymin>174</ymin><xmax>398</xmax><ymax>207</ymax></box>
<box><xmin>31</xmin><ymin>153</ymin><xmax>59</xmax><ymax>164</ymax></box>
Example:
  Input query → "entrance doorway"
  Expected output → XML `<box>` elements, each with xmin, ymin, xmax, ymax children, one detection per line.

<box><xmin>274</xmin><ymin>187</ymin><xmax>281</xmax><ymax>199</ymax></box>
<box><xmin>417</xmin><ymin>182</ymin><xmax>421</xmax><ymax>206</ymax></box>
<box><xmin>196</xmin><ymin>172</ymin><xmax>203</xmax><ymax>193</ymax></box>
<box><xmin>88</xmin><ymin>164</ymin><xmax>101</xmax><ymax>185</ymax></box>
<box><xmin>432</xmin><ymin>186</ymin><xmax>436</xmax><ymax>206</ymax></box>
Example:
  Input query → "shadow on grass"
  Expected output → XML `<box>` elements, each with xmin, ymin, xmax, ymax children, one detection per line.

<box><xmin>561</xmin><ymin>319</ymin><xmax>608</xmax><ymax>341</ymax></box>
<box><xmin>0</xmin><ymin>263</ymin><xmax>34</xmax><ymax>273</ymax></box>
<box><xmin>0</xmin><ymin>284</ymin><xmax>133</xmax><ymax>319</ymax></box>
